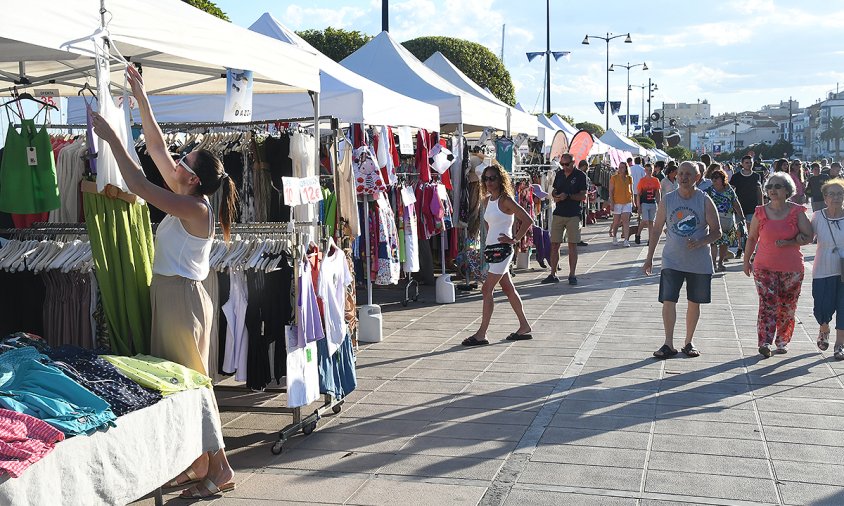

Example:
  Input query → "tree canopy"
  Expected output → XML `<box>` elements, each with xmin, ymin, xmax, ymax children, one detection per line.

<box><xmin>402</xmin><ymin>36</ymin><xmax>516</xmax><ymax>106</ymax></box>
<box><xmin>296</xmin><ymin>27</ymin><xmax>373</xmax><ymax>63</ymax></box>
<box><xmin>665</xmin><ymin>146</ymin><xmax>693</xmax><ymax>161</ymax></box>
<box><xmin>632</xmin><ymin>135</ymin><xmax>656</xmax><ymax>149</ymax></box>
<box><xmin>575</xmin><ymin>122</ymin><xmax>605</xmax><ymax>137</ymax></box>
<box><xmin>821</xmin><ymin>116</ymin><xmax>844</xmax><ymax>159</ymax></box>
<box><xmin>181</xmin><ymin>0</ymin><xmax>229</xmax><ymax>21</ymax></box>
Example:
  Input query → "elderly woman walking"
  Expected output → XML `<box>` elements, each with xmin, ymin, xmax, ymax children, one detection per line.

<box><xmin>743</xmin><ymin>172</ymin><xmax>813</xmax><ymax>357</ymax></box>
<box><xmin>811</xmin><ymin>178</ymin><xmax>844</xmax><ymax>358</ymax></box>
<box><xmin>705</xmin><ymin>167</ymin><xmax>745</xmax><ymax>272</ymax></box>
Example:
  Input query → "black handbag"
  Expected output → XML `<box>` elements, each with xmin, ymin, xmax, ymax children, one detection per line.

<box><xmin>483</xmin><ymin>243</ymin><xmax>513</xmax><ymax>264</ymax></box>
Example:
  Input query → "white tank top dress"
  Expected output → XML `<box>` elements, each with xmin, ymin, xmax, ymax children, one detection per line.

<box><xmin>484</xmin><ymin>196</ymin><xmax>515</xmax><ymax>275</ymax></box>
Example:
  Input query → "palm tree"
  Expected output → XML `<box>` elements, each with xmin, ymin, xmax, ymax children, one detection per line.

<box><xmin>821</xmin><ymin>116</ymin><xmax>844</xmax><ymax>159</ymax></box>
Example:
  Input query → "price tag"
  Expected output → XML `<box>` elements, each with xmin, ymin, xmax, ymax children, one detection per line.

<box><xmin>436</xmin><ymin>183</ymin><xmax>448</xmax><ymax>201</ymax></box>
<box><xmin>401</xmin><ymin>186</ymin><xmax>416</xmax><ymax>206</ymax></box>
<box><xmin>298</xmin><ymin>176</ymin><xmax>323</xmax><ymax>204</ymax></box>
<box><xmin>281</xmin><ymin>177</ymin><xmax>302</xmax><ymax>206</ymax></box>
<box><xmin>397</xmin><ymin>126</ymin><xmax>413</xmax><ymax>155</ymax></box>
<box><xmin>35</xmin><ymin>89</ymin><xmax>60</xmax><ymax>98</ymax></box>
<box><xmin>26</xmin><ymin>147</ymin><xmax>38</xmax><ymax>166</ymax></box>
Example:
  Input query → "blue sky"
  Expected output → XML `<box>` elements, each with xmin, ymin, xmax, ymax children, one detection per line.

<box><xmin>213</xmin><ymin>1</ymin><xmax>844</xmax><ymax>128</ymax></box>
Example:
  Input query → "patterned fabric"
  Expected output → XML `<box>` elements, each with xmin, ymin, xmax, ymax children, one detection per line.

<box><xmin>101</xmin><ymin>354</ymin><xmax>212</xmax><ymax>395</ymax></box>
<box><xmin>753</xmin><ymin>268</ymin><xmax>804</xmax><ymax>348</ymax></box>
<box><xmin>0</xmin><ymin>408</ymin><xmax>64</xmax><ymax>478</ymax></box>
<box><xmin>705</xmin><ymin>186</ymin><xmax>739</xmax><ymax>246</ymax></box>
<box><xmin>47</xmin><ymin>346</ymin><xmax>162</xmax><ymax>417</ymax></box>
<box><xmin>352</xmin><ymin>146</ymin><xmax>386</xmax><ymax>195</ymax></box>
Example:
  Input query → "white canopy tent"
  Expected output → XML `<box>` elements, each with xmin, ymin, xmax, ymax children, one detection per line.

<box><xmin>652</xmin><ymin>148</ymin><xmax>672</xmax><ymax>162</ymax></box>
<box><xmin>0</xmin><ymin>0</ymin><xmax>320</xmax><ymax>96</ymax></box>
<box><xmin>550</xmin><ymin>115</ymin><xmax>579</xmax><ymax>140</ymax></box>
<box><xmin>422</xmin><ymin>51</ymin><xmax>536</xmax><ymax>136</ymax></box>
<box><xmin>536</xmin><ymin>114</ymin><xmax>562</xmax><ymax>145</ymax></box>
<box><xmin>341</xmin><ymin>31</ymin><xmax>508</xmax><ymax>133</ymax></box>
<box><xmin>65</xmin><ymin>12</ymin><xmax>440</xmax><ymax>130</ymax></box>
<box><xmin>600</xmin><ymin>129</ymin><xmax>647</xmax><ymax>156</ymax></box>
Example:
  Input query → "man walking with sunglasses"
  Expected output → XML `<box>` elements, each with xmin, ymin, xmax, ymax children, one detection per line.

<box><xmin>543</xmin><ymin>153</ymin><xmax>588</xmax><ymax>285</ymax></box>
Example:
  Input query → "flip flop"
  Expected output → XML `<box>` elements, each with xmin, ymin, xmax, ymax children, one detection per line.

<box><xmin>180</xmin><ymin>478</ymin><xmax>236</xmax><ymax>499</ymax></box>
<box><xmin>506</xmin><ymin>332</ymin><xmax>533</xmax><ymax>341</ymax></box>
<box><xmin>461</xmin><ymin>336</ymin><xmax>489</xmax><ymax>346</ymax></box>
<box><xmin>653</xmin><ymin>344</ymin><xmax>678</xmax><ymax>360</ymax></box>
<box><xmin>163</xmin><ymin>467</ymin><xmax>201</xmax><ymax>490</ymax></box>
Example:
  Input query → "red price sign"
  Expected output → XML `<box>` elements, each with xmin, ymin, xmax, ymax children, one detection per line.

<box><xmin>299</xmin><ymin>176</ymin><xmax>322</xmax><ymax>204</ymax></box>
<box><xmin>281</xmin><ymin>177</ymin><xmax>302</xmax><ymax>206</ymax></box>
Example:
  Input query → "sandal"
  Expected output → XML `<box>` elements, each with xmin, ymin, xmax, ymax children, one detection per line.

<box><xmin>506</xmin><ymin>332</ymin><xmax>533</xmax><ymax>341</ymax></box>
<box><xmin>180</xmin><ymin>478</ymin><xmax>235</xmax><ymax>499</ymax></box>
<box><xmin>681</xmin><ymin>343</ymin><xmax>701</xmax><ymax>357</ymax></box>
<box><xmin>164</xmin><ymin>467</ymin><xmax>201</xmax><ymax>489</ymax></box>
<box><xmin>835</xmin><ymin>344</ymin><xmax>844</xmax><ymax>361</ymax></box>
<box><xmin>818</xmin><ymin>327</ymin><xmax>831</xmax><ymax>351</ymax></box>
<box><xmin>653</xmin><ymin>344</ymin><xmax>678</xmax><ymax>360</ymax></box>
<box><xmin>461</xmin><ymin>336</ymin><xmax>489</xmax><ymax>346</ymax></box>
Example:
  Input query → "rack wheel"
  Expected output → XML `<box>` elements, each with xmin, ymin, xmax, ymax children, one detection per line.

<box><xmin>413</xmin><ymin>295</ymin><xmax>419</xmax><ymax>301</ymax></box>
<box><xmin>271</xmin><ymin>442</ymin><xmax>283</xmax><ymax>455</ymax></box>
<box><xmin>303</xmin><ymin>421</ymin><xmax>317</xmax><ymax>435</ymax></box>
<box><xmin>402</xmin><ymin>299</ymin><xmax>408</xmax><ymax>307</ymax></box>
<box><xmin>332</xmin><ymin>404</ymin><xmax>342</xmax><ymax>414</ymax></box>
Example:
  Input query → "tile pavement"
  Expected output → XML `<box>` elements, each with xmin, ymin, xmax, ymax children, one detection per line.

<box><xmin>141</xmin><ymin>223</ymin><xmax>844</xmax><ymax>506</ymax></box>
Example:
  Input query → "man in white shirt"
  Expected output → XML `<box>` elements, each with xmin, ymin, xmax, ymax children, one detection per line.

<box><xmin>628</xmin><ymin>157</ymin><xmax>646</xmax><ymax>243</ymax></box>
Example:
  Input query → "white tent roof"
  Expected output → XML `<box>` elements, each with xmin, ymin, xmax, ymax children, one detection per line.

<box><xmin>0</xmin><ymin>0</ymin><xmax>320</xmax><ymax>95</ymax></box>
<box><xmin>652</xmin><ymin>148</ymin><xmax>672</xmax><ymax>161</ymax></box>
<box><xmin>550</xmin><ymin>115</ymin><xmax>579</xmax><ymax>139</ymax></box>
<box><xmin>341</xmin><ymin>32</ymin><xmax>508</xmax><ymax>132</ymax></box>
<box><xmin>422</xmin><ymin>51</ymin><xmax>536</xmax><ymax>136</ymax></box>
<box><xmin>599</xmin><ymin>129</ymin><xmax>647</xmax><ymax>156</ymax></box>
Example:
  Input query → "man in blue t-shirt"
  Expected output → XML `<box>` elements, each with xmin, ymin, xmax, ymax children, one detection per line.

<box><xmin>543</xmin><ymin>153</ymin><xmax>588</xmax><ymax>285</ymax></box>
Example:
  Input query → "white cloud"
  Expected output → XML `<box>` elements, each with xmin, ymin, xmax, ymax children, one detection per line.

<box><xmin>284</xmin><ymin>4</ymin><xmax>369</xmax><ymax>30</ymax></box>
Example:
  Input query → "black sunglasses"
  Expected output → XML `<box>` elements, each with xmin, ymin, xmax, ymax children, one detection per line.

<box><xmin>765</xmin><ymin>183</ymin><xmax>785</xmax><ymax>190</ymax></box>
<box><xmin>481</xmin><ymin>175</ymin><xmax>499</xmax><ymax>182</ymax></box>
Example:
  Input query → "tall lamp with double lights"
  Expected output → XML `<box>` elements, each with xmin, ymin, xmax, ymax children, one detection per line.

<box><xmin>582</xmin><ymin>32</ymin><xmax>632</xmax><ymax>131</ymax></box>
<box><xmin>610</xmin><ymin>61</ymin><xmax>648</xmax><ymax>136</ymax></box>
<box><xmin>527</xmin><ymin>0</ymin><xmax>571</xmax><ymax>115</ymax></box>
<box><xmin>646</xmin><ymin>79</ymin><xmax>658</xmax><ymax>133</ymax></box>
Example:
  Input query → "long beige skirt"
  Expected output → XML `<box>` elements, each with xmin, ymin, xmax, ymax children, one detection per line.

<box><xmin>150</xmin><ymin>274</ymin><xmax>213</xmax><ymax>376</ymax></box>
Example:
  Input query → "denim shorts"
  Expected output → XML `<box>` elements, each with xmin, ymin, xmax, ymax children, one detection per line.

<box><xmin>640</xmin><ymin>203</ymin><xmax>657</xmax><ymax>222</ymax></box>
<box><xmin>659</xmin><ymin>268</ymin><xmax>712</xmax><ymax>304</ymax></box>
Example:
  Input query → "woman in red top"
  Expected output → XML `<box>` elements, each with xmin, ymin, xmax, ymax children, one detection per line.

<box><xmin>743</xmin><ymin>173</ymin><xmax>813</xmax><ymax>357</ymax></box>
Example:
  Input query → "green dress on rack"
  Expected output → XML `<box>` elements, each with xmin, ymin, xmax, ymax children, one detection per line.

<box><xmin>0</xmin><ymin>119</ymin><xmax>61</xmax><ymax>214</ymax></box>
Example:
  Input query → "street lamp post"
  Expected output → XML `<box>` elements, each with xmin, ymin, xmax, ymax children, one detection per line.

<box><xmin>582</xmin><ymin>32</ymin><xmax>632</xmax><ymax>131</ymax></box>
<box><xmin>630</xmin><ymin>83</ymin><xmax>647</xmax><ymax>136</ymax></box>
<box><xmin>526</xmin><ymin>0</ymin><xmax>570</xmax><ymax>115</ymax></box>
<box><xmin>610</xmin><ymin>62</ymin><xmax>648</xmax><ymax>136</ymax></box>
<box><xmin>646</xmin><ymin>79</ymin><xmax>658</xmax><ymax>133</ymax></box>
<box><xmin>734</xmin><ymin>116</ymin><xmax>740</xmax><ymax>155</ymax></box>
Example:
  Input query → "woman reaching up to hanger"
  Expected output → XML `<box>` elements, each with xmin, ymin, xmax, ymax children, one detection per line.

<box><xmin>91</xmin><ymin>64</ymin><xmax>237</xmax><ymax>499</ymax></box>
<box><xmin>462</xmin><ymin>160</ymin><xmax>534</xmax><ymax>346</ymax></box>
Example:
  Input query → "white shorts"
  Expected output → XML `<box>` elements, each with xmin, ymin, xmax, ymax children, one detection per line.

<box><xmin>613</xmin><ymin>203</ymin><xmax>633</xmax><ymax>214</ymax></box>
<box><xmin>487</xmin><ymin>253</ymin><xmax>514</xmax><ymax>275</ymax></box>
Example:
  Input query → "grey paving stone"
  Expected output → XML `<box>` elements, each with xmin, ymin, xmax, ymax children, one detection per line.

<box><xmin>755</xmin><ymin>397</ymin><xmax>844</xmax><ymax>416</ymax></box>
<box><xmin>355</xmin><ymin>390</ymin><xmax>455</xmax><ymax>407</ymax></box>
<box><xmin>266</xmin><ymin>447</ymin><xmax>398</xmax><ymax>474</ymax></box>
<box><xmin>225</xmin><ymin>472</ymin><xmax>366</xmax><ymax>503</ymax></box>
<box><xmin>764</xmin><ymin>426</ymin><xmax>844</xmax><ymax>446</ymax></box>
<box><xmin>767</xmin><ymin>441</ymin><xmax>844</xmax><ymax>465</ymax></box>
<box><xmin>538</xmin><ymin>427</ymin><xmax>650</xmax><ymax>450</ymax></box>
<box><xmin>777</xmin><ymin>481</ymin><xmax>844</xmax><ymax>506</ymax></box>
<box><xmin>519</xmin><ymin>461</ymin><xmax>642</xmax><ymax>491</ymax></box>
<box><xmin>461</xmin><ymin>382</ymin><xmax>556</xmax><ymax>398</ymax></box>
<box><xmin>334</xmin><ymin>402</ymin><xmax>444</xmax><ymax>422</ymax></box>
<box><xmin>419</xmin><ymin>421</ymin><xmax>528</xmax><ymax>442</ymax></box>
<box><xmin>653</xmin><ymin>418</ymin><xmax>761</xmax><ymax>440</ymax></box>
<box><xmin>320</xmin><ymin>417</ymin><xmax>430</xmax><ymax>437</ymax></box>
<box><xmin>558</xmin><ymin>398</ymin><xmax>658</xmax><ymax>419</ymax></box>
<box><xmin>644</xmin><ymin>469</ymin><xmax>778</xmax><ymax>502</ymax></box>
<box><xmin>347</xmin><ymin>477</ymin><xmax>487</xmax><ymax>506</ymax></box>
<box><xmin>398</xmin><ymin>435</ymin><xmax>517</xmax><ymax>459</ymax></box>
<box><xmin>548</xmin><ymin>413</ymin><xmax>652</xmax><ymax>433</ymax></box>
<box><xmin>475</xmin><ymin>371</ymin><xmax>563</xmax><ymax>384</ymax></box>
<box><xmin>647</xmin><ymin>450</ymin><xmax>771</xmax><ymax>478</ymax></box>
<box><xmin>774</xmin><ymin>459</ymin><xmax>844</xmax><ymax>486</ymax></box>
<box><xmin>649</xmin><ymin>433</ymin><xmax>768</xmax><ymax>459</ymax></box>
<box><xmin>448</xmin><ymin>394</ymin><xmax>543</xmax><ymax>412</ymax></box>
<box><xmin>375</xmin><ymin>379</ymin><xmax>471</xmax><ymax>395</ymax></box>
<box><xmin>503</xmin><ymin>488</ymin><xmax>637</xmax><ymax>506</ymax></box>
<box><xmin>530</xmin><ymin>444</ymin><xmax>645</xmax><ymax>469</ymax></box>
<box><xmin>377</xmin><ymin>453</ymin><xmax>504</xmax><ymax>480</ymax></box>
<box><xmin>758</xmin><ymin>410</ymin><xmax>844</xmax><ymax>430</ymax></box>
<box><xmin>436</xmin><ymin>406</ymin><xmax>535</xmax><ymax>426</ymax></box>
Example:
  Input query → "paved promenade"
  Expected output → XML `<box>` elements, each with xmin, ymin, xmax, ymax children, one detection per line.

<box><xmin>155</xmin><ymin>223</ymin><xmax>844</xmax><ymax>505</ymax></box>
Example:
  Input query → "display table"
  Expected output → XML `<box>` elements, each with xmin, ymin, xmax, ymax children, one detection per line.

<box><xmin>0</xmin><ymin>388</ymin><xmax>223</xmax><ymax>505</ymax></box>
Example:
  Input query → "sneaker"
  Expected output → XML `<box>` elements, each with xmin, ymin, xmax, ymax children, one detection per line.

<box><xmin>612</xmin><ymin>236</ymin><xmax>618</xmax><ymax>245</ymax></box>
<box><xmin>541</xmin><ymin>275</ymin><xmax>559</xmax><ymax>284</ymax></box>
<box><xmin>568</xmin><ymin>276</ymin><xmax>578</xmax><ymax>285</ymax></box>
<box><xmin>578</xmin><ymin>241</ymin><xmax>589</xmax><ymax>247</ymax></box>
<box><xmin>635</xmin><ymin>235</ymin><xmax>641</xmax><ymax>244</ymax></box>
<box><xmin>835</xmin><ymin>344</ymin><xmax>844</xmax><ymax>360</ymax></box>
<box><xmin>735</xmin><ymin>248</ymin><xmax>743</xmax><ymax>259</ymax></box>
<box><xmin>775</xmin><ymin>346</ymin><xmax>788</xmax><ymax>354</ymax></box>
<box><xmin>623</xmin><ymin>240</ymin><xmax>631</xmax><ymax>247</ymax></box>
<box><xmin>759</xmin><ymin>344</ymin><xmax>773</xmax><ymax>358</ymax></box>
<box><xmin>537</xmin><ymin>259</ymin><xmax>547</xmax><ymax>268</ymax></box>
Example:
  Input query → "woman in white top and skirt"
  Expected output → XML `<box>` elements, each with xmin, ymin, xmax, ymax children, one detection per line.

<box><xmin>463</xmin><ymin>160</ymin><xmax>534</xmax><ymax>346</ymax></box>
<box><xmin>91</xmin><ymin>65</ymin><xmax>237</xmax><ymax>499</ymax></box>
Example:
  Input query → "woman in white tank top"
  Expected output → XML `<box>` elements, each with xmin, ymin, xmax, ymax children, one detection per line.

<box><xmin>463</xmin><ymin>161</ymin><xmax>535</xmax><ymax>346</ymax></box>
<box><xmin>91</xmin><ymin>65</ymin><xmax>237</xmax><ymax>498</ymax></box>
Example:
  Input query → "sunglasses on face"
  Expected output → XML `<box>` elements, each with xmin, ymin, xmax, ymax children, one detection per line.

<box><xmin>560</xmin><ymin>161</ymin><xmax>573</xmax><ymax>166</ymax></box>
<box><xmin>177</xmin><ymin>156</ymin><xmax>198</xmax><ymax>177</ymax></box>
<box><xmin>765</xmin><ymin>183</ymin><xmax>785</xmax><ymax>190</ymax></box>
<box><xmin>481</xmin><ymin>175</ymin><xmax>498</xmax><ymax>182</ymax></box>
